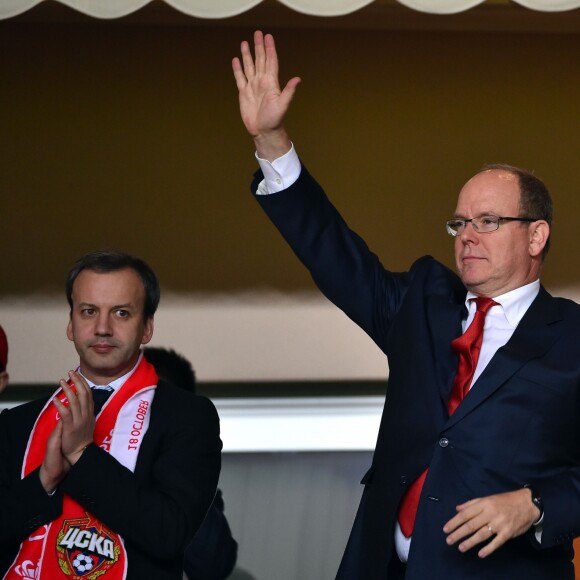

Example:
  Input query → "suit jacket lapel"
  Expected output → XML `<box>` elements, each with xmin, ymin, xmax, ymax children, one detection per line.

<box><xmin>426</xmin><ymin>291</ymin><xmax>466</xmax><ymax>409</ymax></box>
<box><xmin>445</xmin><ymin>286</ymin><xmax>562</xmax><ymax>428</ymax></box>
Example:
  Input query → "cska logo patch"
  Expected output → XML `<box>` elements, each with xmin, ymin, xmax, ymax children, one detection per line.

<box><xmin>56</xmin><ymin>514</ymin><xmax>121</xmax><ymax>578</ymax></box>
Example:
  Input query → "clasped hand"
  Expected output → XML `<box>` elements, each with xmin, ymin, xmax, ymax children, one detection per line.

<box><xmin>39</xmin><ymin>370</ymin><xmax>95</xmax><ymax>493</ymax></box>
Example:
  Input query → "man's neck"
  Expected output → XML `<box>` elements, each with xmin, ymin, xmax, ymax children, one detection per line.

<box><xmin>79</xmin><ymin>353</ymin><xmax>142</xmax><ymax>390</ymax></box>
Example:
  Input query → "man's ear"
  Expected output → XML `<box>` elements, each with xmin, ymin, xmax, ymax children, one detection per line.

<box><xmin>141</xmin><ymin>317</ymin><xmax>154</xmax><ymax>345</ymax></box>
<box><xmin>0</xmin><ymin>371</ymin><xmax>9</xmax><ymax>394</ymax></box>
<box><xmin>66</xmin><ymin>317</ymin><xmax>74</xmax><ymax>342</ymax></box>
<box><xmin>529</xmin><ymin>220</ymin><xmax>550</xmax><ymax>258</ymax></box>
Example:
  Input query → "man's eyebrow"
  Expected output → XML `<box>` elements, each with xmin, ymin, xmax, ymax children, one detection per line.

<box><xmin>76</xmin><ymin>302</ymin><xmax>135</xmax><ymax>310</ymax></box>
<box><xmin>452</xmin><ymin>211</ymin><xmax>497</xmax><ymax>219</ymax></box>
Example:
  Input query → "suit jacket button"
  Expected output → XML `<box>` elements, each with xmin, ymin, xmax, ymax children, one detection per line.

<box><xmin>400</xmin><ymin>476</ymin><xmax>407</xmax><ymax>484</ymax></box>
<box><xmin>439</xmin><ymin>438</ymin><xmax>449</xmax><ymax>447</ymax></box>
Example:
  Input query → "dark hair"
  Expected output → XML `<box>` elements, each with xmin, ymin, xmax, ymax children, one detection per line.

<box><xmin>480</xmin><ymin>163</ymin><xmax>553</xmax><ymax>258</ymax></box>
<box><xmin>66</xmin><ymin>249</ymin><xmax>160</xmax><ymax>318</ymax></box>
<box><xmin>143</xmin><ymin>347</ymin><xmax>196</xmax><ymax>393</ymax></box>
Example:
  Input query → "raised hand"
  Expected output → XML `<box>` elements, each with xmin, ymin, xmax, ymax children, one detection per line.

<box><xmin>232</xmin><ymin>30</ymin><xmax>301</xmax><ymax>161</ymax></box>
<box><xmin>52</xmin><ymin>370</ymin><xmax>95</xmax><ymax>465</ymax></box>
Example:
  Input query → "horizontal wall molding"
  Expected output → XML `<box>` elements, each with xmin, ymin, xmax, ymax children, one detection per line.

<box><xmin>0</xmin><ymin>393</ymin><xmax>385</xmax><ymax>452</ymax></box>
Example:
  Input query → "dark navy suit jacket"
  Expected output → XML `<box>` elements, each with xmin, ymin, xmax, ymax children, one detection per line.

<box><xmin>253</xmin><ymin>165</ymin><xmax>580</xmax><ymax>580</ymax></box>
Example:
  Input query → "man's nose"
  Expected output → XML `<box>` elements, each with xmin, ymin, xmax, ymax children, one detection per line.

<box><xmin>95</xmin><ymin>313</ymin><xmax>112</xmax><ymax>336</ymax></box>
<box><xmin>459</xmin><ymin>221</ymin><xmax>479</xmax><ymax>243</ymax></box>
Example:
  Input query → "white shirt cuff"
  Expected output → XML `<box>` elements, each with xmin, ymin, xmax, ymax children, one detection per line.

<box><xmin>255</xmin><ymin>143</ymin><xmax>301</xmax><ymax>195</ymax></box>
<box><xmin>533</xmin><ymin>513</ymin><xmax>544</xmax><ymax>544</ymax></box>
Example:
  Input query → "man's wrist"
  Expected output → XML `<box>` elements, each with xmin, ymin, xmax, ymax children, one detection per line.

<box><xmin>65</xmin><ymin>443</ymin><xmax>91</xmax><ymax>466</ymax></box>
<box><xmin>254</xmin><ymin>129</ymin><xmax>292</xmax><ymax>162</ymax></box>
<box><xmin>39</xmin><ymin>466</ymin><xmax>62</xmax><ymax>495</ymax></box>
<box><xmin>523</xmin><ymin>483</ymin><xmax>544</xmax><ymax>524</ymax></box>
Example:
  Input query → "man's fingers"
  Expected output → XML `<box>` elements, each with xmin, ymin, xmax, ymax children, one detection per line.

<box><xmin>253</xmin><ymin>30</ymin><xmax>267</xmax><ymax>75</ymax></box>
<box><xmin>232</xmin><ymin>57</ymin><xmax>247</xmax><ymax>89</ymax></box>
<box><xmin>457</xmin><ymin>525</ymin><xmax>509</xmax><ymax>559</ymax></box>
<box><xmin>46</xmin><ymin>418</ymin><xmax>63</xmax><ymax>448</ymax></box>
<box><xmin>68</xmin><ymin>371</ymin><xmax>94</xmax><ymax>417</ymax></box>
<box><xmin>263</xmin><ymin>33</ymin><xmax>279</xmax><ymax>79</ymax></box>
<box><xmin>478</xmin><ymin>530</ymin><xmax>507</xmax><ymax>558</ymax></box>
<box><xmin>241</xmin><ymin>38</ymin><xmax>256</xmax><ymax>79</ymax></box>
<box><xmin>446</xmin><ymin>515</ymin><xmax>486</xmax><ymax>545</ymax></box>
<box><xmin>55</xmin><ymin>372</ymin><xmax>94</xmax><ymax>426</ymax></box>
<box><xmin>280</xmin><ymin>77</ymin><xmax>302</xmax><ymax>109</ymax></box>
<box><xmin>69</xmin><ymin>370</ymin><xmax>90</xmax><ymax>397</ymax></box>
<box><xmin>443</xmin><ymin>499</ymin><xmax>483</xmax><ymax>535</ymax></box>
<box><xmin>40</xmin><ymin>422</ymin><xmax>69</xmax><ymax>492</ymax></box>
<box><xmin>59</xmin><ymin>380</ymin><xmax>78</xmax><ymax>413</ymax></box>
<box><xmin>445</xmin><ymin>510</ymin><xmax>505</xmax><ymax>556</ymax></box>
<box><xmin>455</xmin><ymin>497</ymin><xmax>480</xmax><ymax>511</ymax></box>
<box><xmin>456</xmin><ymin>523</ymin><xmax>496</xmax><ymax>553</ymax></box>
<box><xmin>446</xmin><ymin>490</ymin><xmax>537</xmax><ymax>557</ymax></box>
<box><xmin>53</xmin><ymin>388</ymin><xmax>71</xmax><ymax>421</ymax></box>
<box><xmin>236</xmin><ymin>32</ymin><xmax>286</xmax><ymax>92</ymax></box>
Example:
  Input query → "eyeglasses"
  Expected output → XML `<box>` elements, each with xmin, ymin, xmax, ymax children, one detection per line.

<box><xmin>446</xmin><ymin>215</ymin><xmax>539</xmax><ymax>237</ymax></box>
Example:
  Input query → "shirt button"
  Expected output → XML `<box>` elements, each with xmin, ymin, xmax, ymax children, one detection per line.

<box><xmin>275</xmin><ymin>178</ymin><xmax>282</xmax><ymax>185</ymax></box>
<box><xmin>439</xmin><ymin>438</ymin><xmax>449</xmax><ymax>448</ymax></box>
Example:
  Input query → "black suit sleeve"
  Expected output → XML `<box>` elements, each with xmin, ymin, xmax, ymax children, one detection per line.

<box><xmin>0</xmin><ymin>403</ymin><xmax>65</xmax><ymax>540</ymax></box>
<box><xmin>0</xmin><ymin>403</ymin><xmax>65</xmax><ymax>571</ymax></box>
<box><xmin>183</xmin><ymin>489</ymin><xmax>238</xmax><ymax>580</ymax></box>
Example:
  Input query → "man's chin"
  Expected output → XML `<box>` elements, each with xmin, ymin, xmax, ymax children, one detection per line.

<box><xmin>81</xmin><ymin>356</ymin><xmax>121</xmax><ymax>376</ymax></box>
<box><xmin>84</xmin><ymin>353</ymin><xmax>116</xmax><ymax>368</ymax></box>
<box><xmin>459</xmin><ymin>265</ymin><xmax>487</xmax><ymax>287</ymax></box>
<box><xmin>460</xmin><ymin>274</ymin><xmax>487</xmax><ymax>293</ymax></box>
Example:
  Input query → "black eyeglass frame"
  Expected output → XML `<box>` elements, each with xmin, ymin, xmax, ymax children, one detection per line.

<box><xmin>445</xmin><ymin>215</ymin><xmax>540</xmax><ymax>237</ymax></box>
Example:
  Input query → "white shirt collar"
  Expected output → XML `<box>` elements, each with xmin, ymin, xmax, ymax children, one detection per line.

<box><xmin>465</xmin><ymin>279</ymin><xmax>540</xmax><ymax>328</ymax></box>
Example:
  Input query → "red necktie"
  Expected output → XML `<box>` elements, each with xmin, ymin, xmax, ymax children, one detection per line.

<box><xmin>397</xmin><ymin>297</ymin><xmax>497</xmax><ymax>538</ymax></box>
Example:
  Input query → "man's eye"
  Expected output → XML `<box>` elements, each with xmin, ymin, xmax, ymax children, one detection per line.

<box><xmin>116</xmin><ymin>310</ymin><xmax>129</xmax><ymax>318</ymax></box>
<box><xmin>480</xmin><ymin>216</ymin><xmax>497</xmax><ymax>226</ymax></box>
<box><xmin>450</xmin><ymin>220</ymin><xmax>464</xmax><ymax>228</ymax></box>
<box><xmin>81</xmin><ymin>309</ymin><xmax>95</xmax><ymax>316</ymax></box>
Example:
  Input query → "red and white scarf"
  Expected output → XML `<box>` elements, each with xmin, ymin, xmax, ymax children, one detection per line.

<box><xmin>4</xmin><ymin>356</ymin><xmax>157</xmax><ymax>580</ymax></box>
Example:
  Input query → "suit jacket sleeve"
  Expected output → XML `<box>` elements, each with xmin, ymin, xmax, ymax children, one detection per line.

<box><xmin>0</xmin><ymin>402</ymin><xmax>64</xmax><ymax>548</ymax></box>
<box><xmin>183</xmin><ymin>489</ymin><xmax>238</xmax><ymax>580</ymax></box>
<box><xmin>60</xmin><ymin>386</ymin><xmax>222</xmax><ymax>561</ymax></box>
<box><xmin>252</xmin><ymin>165</ymin><xmax>413</xmax><ymax>351</ymax></box>
<box><xmin>516</xmin><ymin>295</ymin><xmax>580</xmax><ymax>549</ymax></box>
